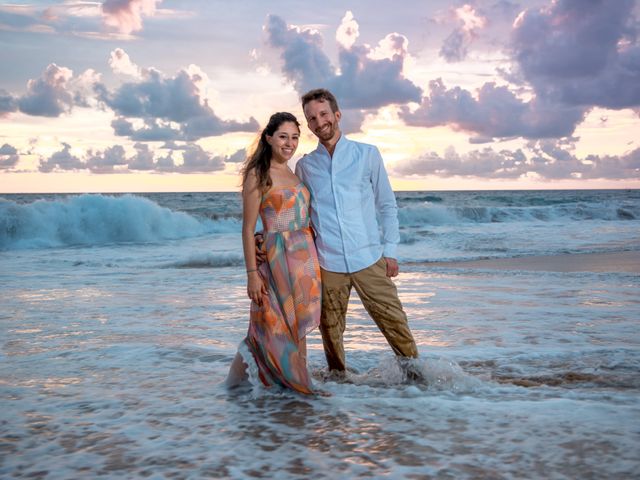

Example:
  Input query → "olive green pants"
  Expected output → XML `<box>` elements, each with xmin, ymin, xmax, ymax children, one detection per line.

<box><xmin>319</xmin><ymin>257</ymin><xmax>418</xmax><ymax>371</ymax></box>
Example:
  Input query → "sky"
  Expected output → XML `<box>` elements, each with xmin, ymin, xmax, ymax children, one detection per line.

<box><xmin>0</xmin><ymin>0</ymin><xmax>639</xmax><ymax>193</ymax></box>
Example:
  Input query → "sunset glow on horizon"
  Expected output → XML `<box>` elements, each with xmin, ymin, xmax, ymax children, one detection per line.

<box><xmin>1</xmin><ymin>0</ymin><xmax>639</xmax><ymax>193</ymax></box>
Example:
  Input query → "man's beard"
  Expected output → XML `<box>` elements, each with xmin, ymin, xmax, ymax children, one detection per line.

<box><xmin>315</xmin><ymin>122</ymin><xmax>336</xmax><ymax>141</ymax></box>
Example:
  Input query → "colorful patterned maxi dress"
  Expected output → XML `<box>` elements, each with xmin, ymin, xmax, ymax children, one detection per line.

<box><xmin>240</xmin><ymin>182</ymin><xmax>321</xmax><ymax>394</ymax></box>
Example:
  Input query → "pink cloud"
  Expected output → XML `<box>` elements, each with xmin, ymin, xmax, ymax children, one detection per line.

<box><xmin>101</xmin><ymin>0</ymin><xmax>160</xmax><ymax>34</ymax></box>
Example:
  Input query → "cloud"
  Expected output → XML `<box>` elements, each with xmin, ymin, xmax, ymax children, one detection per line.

<box><xmin>392</xmin><ymin>141</ymin><xmax>640</xmax><ymax>180</ymax></box>
<box><xmin>393</xmin><ymin>146</ymin><xmax>527</xmax><ymax>179</ymax></box>
<box><xmin>403</xmin><ymin>0</ymin><xmax>639</xmax><ymax>141</ymax></box>
<box><xmin>127</xmin><ymin>142</ymin><xmax>155</xmax><ymax>170</ymax></box>
<box><xmin>265</xmin><ymin>15</ymin><xmax>333</xmax><ymax>93</ymax></box>
<box><xmin>226</xmin><ymin>148</ymin><xmax>246</xmax><ymax>163</ymax></box>
<box><xmin>97</xmin><ymin>64</ymin><xmax>258</xmax><ymax>140</ymax></box>
<box><xmin>98</xmin><ymin>67</ymin><xmax>201</xmax><ymax>121</ymax></box>
<box><xmin>440</xmin><ymin>29</ymin><xmax>468</xmax><ymax>63</ymax></box>
<box><xmin>71</xmin><ymin>68</ymin><xmax>102</xmax><ymax>108</ymax></box>
<box><xmin>159</xmin><ymin>140</ymin><xmax>187</xmax><ymax>150</ymax></box>
<box><xmin>154</xmin><ymin>151</ymin><xmax>176</xmax><ymax>171</ymax></box>
<box><xmin>101</xmin><ymin>0</ymin><xmax>160</xmax><ymax>34</ymax></box>
<box><xmin>0</xmin><ymin>155</ymin><xmax>19</xmax><ymax>169</ymax></box>
<box><xmin>512</xmin><ymin>0</ymin><xmax>640</xmax><ymax>109</ymax></box>
<box><xmin>6</xmin><ymin>64</ymin><xmax>100</xmax><ymax>117</ymax></box>
<box><xmin>400</xmin><ymin>78</ymin><xmax>586</xmax><ymax>140</ymax></box>
<box><xmin>147</xmin><ymin>143</ymin><xmax>244</xmax><ymax>172</ymax></box>
<box><xmin>176</xmin><ymin>144</ymin><xmax>225</xmax><ymax>172</ymax></box>
<box><xmin>0</xmin><ymin>143</ymin><xmax>19</xmax><ymax>169</ymax></box>
<box><xmin>84</xmin><ymin>145</ymin><xmax>129</xmax><ymax>173</ymax></box>
<box><xmin>335</xmin><ymin>109</ymin><xmax>366</xmax><ymax>135</ymax></box>
<box><xmin>109</xmin><ymin>48</ymin><xmax>142</xmax><ymax>77</ymax></box>
<box><xmin>0</xmin><ymin>3</ymin><xmax>134</xmax><ymax>40</ymax></box>
<box><xmin>264</xmin><ymin>13</ymin><xmax>422</xmax><ymax>114</ymax></box>
<box><xmin>38</xmin><ymin>142</ymin><xmax>84</xmax><ymax>172</ymax></box>
<box><xmin>39</xmin><ymin>143</ymin><xmax>127</xmax><ymax>173</ymax></box>
<box><xmin>44</xmin><ymin>3</ymin><xmax>102</xmax><ymax>21</ymax></box>
<box><xmin>527</xmin><ymin>140</ymin><xmax>640</xmax><ymax>180</ymax></box>
<box><xmin>440</xmin><ymin>4</ymin><xmax>487</xmax><ymax>62</ymax></box>
<box><xmin>0</xmin><ymin>89</ymin><xmax>18</xmax><ymax>116</ymax></box>
<box><xmin>0</xmin><ymin>143</ymin><xmax>17</xmax><ymax>155</ymax></box>
<box><xmin>37</xmin><ymin>141</ymin><xmax>245</xmax><ymax>173</ymax></box>
<box><xmin>110</xmin><ymin>117</ymin><xmax>183</xmax><ymax>142</ymax></box>
<box><xmin>336</xmin><ymin>10</ymin><xmax>359</xmax><ymax>50</ymax></box>
<box><xmin>18</xmin><ymin>64</ymin><xmax>75</xmax><ymax>117</ymax></box>
<box><xmin>0</xmin><ymin>5</ymin><xmax>46</xmax><ymax>31</ymax></box>
<box><xmin>111</xmin><ymin>117</ymin><xmax>135</xmax><ymax>136</ymax></box>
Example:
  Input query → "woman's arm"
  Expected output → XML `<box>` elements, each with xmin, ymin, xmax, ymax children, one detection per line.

<box><xmin>242</xmin><ymin>171</ymin><xmax>268</xmax><ymax>305</ymax></box>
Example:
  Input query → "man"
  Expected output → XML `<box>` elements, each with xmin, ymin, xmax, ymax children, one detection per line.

<box><xmin>294</xmin><ymin>88</ymin><xmax>419</xmax><ymax>376</ymax></box>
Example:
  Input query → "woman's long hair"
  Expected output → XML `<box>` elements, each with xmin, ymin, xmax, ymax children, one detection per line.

<box><xmin>241</xmin><ymin>112</ymin><xmax>300</xmax><ymax>192</ymax></box>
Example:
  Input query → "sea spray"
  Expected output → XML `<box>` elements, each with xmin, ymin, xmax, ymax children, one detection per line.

<box><xmin>2</xmin><ymin>190</ymin><xmax>638</xmax><ymax>262</ymax></box>
<box><xmin>1</xmin><ymin>189</ymin><xmax>638</xmax><ymax>479</ymax></box>
<box><xmin>335</xmin><ymin>355</ymin><xmax>484</xmax><ymax>393</ymax></box>
<box><xmin>0</xmin><ymin>194</ymin><xmax>225</xmax><ymax>250</ymax></box>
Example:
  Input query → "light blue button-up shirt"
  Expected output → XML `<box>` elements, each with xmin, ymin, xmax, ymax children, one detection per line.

<box><xmin>295</xmin><ymin>135</ymin><xmax>400</xmax><ymax>273</ymax></box>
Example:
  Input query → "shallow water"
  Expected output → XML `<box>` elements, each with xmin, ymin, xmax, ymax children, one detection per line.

<box><xmin>2</xmin><ymin>245</ymin><xmax>639</xmax><ymax>479</ymax></box>
<box><xmin>1</xmin><ymin>190</ymin><xmax>639</xmax><ymax>478</ymax></box>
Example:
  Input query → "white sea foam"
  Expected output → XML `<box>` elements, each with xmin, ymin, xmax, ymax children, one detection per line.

<box><xmin>1</xmin><ymin>206</ymin><xmax>639</xmax><ymax>478</ymax></box>
<box><xmin>397</xmin><ymin>200</ymin><xmax>638</xmax><ymax>226</ymax></box>
<box><xmin>2</xmin><ymin>191</ymin><xmax>638</xmax><ymax>264</ymax></box>
<box><xmin>0</xmin><ymin>194</ymin><xmax>225</xmax><ymax>250</ymax></box>
<box><xmin>161</xmin><ymin>252</ymin><xmax>244</xmax><ymax>268</ymax></box>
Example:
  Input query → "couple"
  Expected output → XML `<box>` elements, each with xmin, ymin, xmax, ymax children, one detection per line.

<box><xmin>226</xmin><ymin>89</ymin><xmax>420</xmax><ymax>395</ymax></box>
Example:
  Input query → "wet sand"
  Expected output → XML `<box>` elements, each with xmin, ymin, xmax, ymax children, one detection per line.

<box><xmin>430</xmin><ymin>251</ymin><xmax>640</xmax><ymax>273</ymax></box>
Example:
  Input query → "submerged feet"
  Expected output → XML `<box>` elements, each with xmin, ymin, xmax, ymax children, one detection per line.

<box><xmin>229</xmin><ymin>354</ymin><xmax>428</xmax><ymax>393</ymax></box>
<box><xmin>315</xmin><ymin>358</ymin><xmax>428</xmax><ymax>387</ymax></box>
<box><xmin>314</xmin><ymin>366</ymin><xmax>360</xmax><ymax>383</ymax></box>
<box><xmin>398</xmin><ymin>357</ymin><xmax>427</xmax><ymax>384</ymax></box>
<box><xmin>225</xmin><ymin>352</ymin><xmax>249</xmax><ymax>389</ymax></box>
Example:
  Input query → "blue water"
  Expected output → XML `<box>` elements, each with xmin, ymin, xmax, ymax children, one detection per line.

<box><xmin>1</xmin><ymin>190</ymin><xmax>639</xmax><ymax>478</ymax></box>
<box><xmin>2</xmin><ymin>189</ymin><xmax>639</xmax><ymax>259</ymax></box>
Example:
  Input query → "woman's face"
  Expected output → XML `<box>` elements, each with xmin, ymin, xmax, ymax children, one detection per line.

<box><xmin>267</xmin><ymin>121</ymin><xmax>300</xmax><ymax>163</ymax></box>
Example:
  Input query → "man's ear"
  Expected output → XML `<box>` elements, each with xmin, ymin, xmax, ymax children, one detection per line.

<box><xmin>335</xmin><ymin>110</ymin><xmax>342</xmax><ymax>122</ymax></box>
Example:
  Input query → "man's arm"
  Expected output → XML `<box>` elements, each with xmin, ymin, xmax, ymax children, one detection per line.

<box><xmin>295</xmin><ymin>157</ymin><xmax>319</xmax><ymax>242</ymax></box>
<box><xmin>370</xmin><ymin>147</ymin><xmax>400</xmax><ymax>277</ymax></box>
<box><xmin>294</xmin><ymin>157</ymin><xmax>315</xmax><ymax>231</ymax></box>
<box><xmin>293</xmin><ymin>158</ymin><xmax>305</xmax><ymax>185</ymax></box>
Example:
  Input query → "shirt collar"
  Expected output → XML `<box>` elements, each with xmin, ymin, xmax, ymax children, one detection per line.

<box><xmin>316</xmin><ymin>134</ymin><xmax>348</xmax><ymax>157</ymax></box>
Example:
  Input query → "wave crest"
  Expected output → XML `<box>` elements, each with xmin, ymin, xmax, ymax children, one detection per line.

<box><xmin>398</xmin><ymin>202</ymin><xmax>639</xmax><ymax>226</ymax></box>
<box><xmin>0</xmin><ymin>194</ymin><xmax>227</xmax><ymax>250</ymax></box>
<box><xmin>161</xmin><ymin>253</ymin><xmax>244</xmax><ymax>269</ymax></box>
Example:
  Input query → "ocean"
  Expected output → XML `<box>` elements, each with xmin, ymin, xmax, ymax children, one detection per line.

<box><xmin>1</xmin><ymin>189</ymin><xmax>639</xmax><ymax>479</ymax></box>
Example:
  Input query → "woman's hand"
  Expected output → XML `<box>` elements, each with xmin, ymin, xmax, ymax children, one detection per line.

<box><xmin>247</xmin><ymin>271</ymin><xmax>267</xmax><ymax>305</ymax></box>
<box><xmin>254</xmin><ymin>233</ymin><xmax>266</xmax><ymax>265</ymax></box>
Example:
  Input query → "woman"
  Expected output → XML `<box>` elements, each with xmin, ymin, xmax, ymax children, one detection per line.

<box><xmin>226</xmin><ymin>112</ymin><xmax>322</xmax><ymax>395</ymax></box>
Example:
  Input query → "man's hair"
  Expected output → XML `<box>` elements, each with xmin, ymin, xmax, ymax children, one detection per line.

<box><xmin>301</xmin><ymin>88</ymin><xmax>340</xmax><ymax>113</ymax></box>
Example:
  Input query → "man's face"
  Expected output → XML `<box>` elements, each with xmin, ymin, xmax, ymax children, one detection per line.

<box><xmin>303</xmin><ymin>99</ymin><xmax>341</xmax><ymax>143</ymax></box>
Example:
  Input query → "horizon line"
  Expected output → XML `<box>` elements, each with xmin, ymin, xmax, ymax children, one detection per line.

<box><xmin>2</xmin><ymin>187</ymin><xmax>639</xmax><ymax>195</ymax></box>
